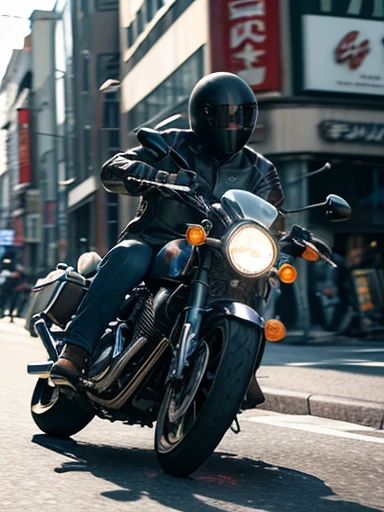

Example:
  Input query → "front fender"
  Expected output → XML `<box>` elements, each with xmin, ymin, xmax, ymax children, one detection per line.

<box><xmin>208</xmin><ymin>300</ymin><xmax>264</xmax><ymax>328</ymax></box>
<box><xmin>207</xmin><ymin>300</ymin><xmax>265</xmax><ymax>371</ymax></box>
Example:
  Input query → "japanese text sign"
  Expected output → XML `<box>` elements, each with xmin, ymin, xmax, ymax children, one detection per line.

<box><xmin>209</xmin><ymin>0</ymin><xmax>280</xmax><ymax>91</ymax></box>
<box><xmin>319</xmin><ymin>120</ymin><xmax>384</xmax><ymax>143</ymax></box>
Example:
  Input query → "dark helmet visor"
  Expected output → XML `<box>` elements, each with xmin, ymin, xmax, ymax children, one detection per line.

<box><xmin>204</xmin><ymin>103</ymin><xmax>257</xmax><ymax>130</ymax></box>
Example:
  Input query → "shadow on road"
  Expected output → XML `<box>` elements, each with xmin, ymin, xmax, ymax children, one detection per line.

<box><xmin>32</xmin><ymin>434</ymin><xmax>381</xmax><ymax>511</ymax></box>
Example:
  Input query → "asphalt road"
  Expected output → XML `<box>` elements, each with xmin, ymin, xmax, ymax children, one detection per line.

<box><xmin>1</xmin><ymin>319</ymin><xmax>384</xmax><ymax>512</ymax></box>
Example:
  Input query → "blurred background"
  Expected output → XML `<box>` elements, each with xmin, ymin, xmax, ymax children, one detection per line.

<box><xmin>0</xmin><ymin>0</ymin><xmax>383</xmax><ymax>334</ymax></box>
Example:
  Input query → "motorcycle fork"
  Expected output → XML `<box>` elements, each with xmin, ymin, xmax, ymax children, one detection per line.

<box><xmin>170</xmin><ymin>247</ymin><xmax>212</xmax><ymax>380</ymax></box>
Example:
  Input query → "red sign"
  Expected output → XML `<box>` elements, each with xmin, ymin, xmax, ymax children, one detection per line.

<box><xmin>44</xmin><ymin>202</ymin><xmax>56</xmax><ymax>226</ymax></box>
<box><xmin>334</xmin><ymin>31</ymin><xmax>371</xmax><ymax>70</ymax></box>
<box><xmin>17</xmin><ymin>108</ymin><xmax>31</xmax><ymax>184</ymax></box>
<box><xmin>12</xmin><ymin>216</ymin><xmax>25</xmax><ymax>247</ymax></box>
<box><xmin>209</xmin><ymin>0</ymin><xmax>280</xmax><ymax>91</ymax></box>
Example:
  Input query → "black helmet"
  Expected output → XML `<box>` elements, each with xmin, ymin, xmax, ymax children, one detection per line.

<box><xmin>189</xmin><ymin>72</ymin><xmax>258</xmax><ymax>159</ymax></box>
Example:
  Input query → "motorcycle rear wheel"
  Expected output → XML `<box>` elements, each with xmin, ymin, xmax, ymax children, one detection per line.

<box><xmin>155</xmin><ymin>315</ymin><xmax>261</xmax><ymax>477</ymax></box>
<box><xmin>31</xmin><ymin>378</ymin><xmax>94</xmax><ymax>438</ymax></box>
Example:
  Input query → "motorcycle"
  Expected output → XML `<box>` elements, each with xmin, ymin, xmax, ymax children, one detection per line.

<box><xmin>27</xmin><ymin>128</ymin><xmax>351</xmax><ymax>477</ymax></box>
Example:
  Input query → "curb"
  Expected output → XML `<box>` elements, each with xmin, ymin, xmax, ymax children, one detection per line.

<box><xmin>259</xmin><ymin>387</ymin><xmax>384</xmax><ymax>430</ymax></box>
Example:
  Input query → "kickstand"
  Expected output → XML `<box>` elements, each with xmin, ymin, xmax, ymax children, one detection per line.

<box><xmin>230</xmin><ymin>416</ymin><xmax>241</xmax><ymax>434</ymax></box>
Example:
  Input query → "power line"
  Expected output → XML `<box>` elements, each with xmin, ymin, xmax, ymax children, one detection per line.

<box><xmin>0</xmin><ymin>14</ymin><xmax>30</xmax><ymax>20</ymax></box>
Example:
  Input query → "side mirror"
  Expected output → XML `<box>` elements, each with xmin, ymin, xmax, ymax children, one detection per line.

<box><xmin>325</xmin><ymin>194</ymin><xmax>351</xmax><ymax>222</ymax></box>
<box><xmin>136</xmin><ymin>127</ymin><xmax>169</xmax><ymax>159</ymax></box>
<box><xmin>136</xmin><ymin>127</ymin><xmax>190</xmax><ymax>170</ymax></box>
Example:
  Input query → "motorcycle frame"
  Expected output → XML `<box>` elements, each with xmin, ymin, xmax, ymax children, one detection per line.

<box><xmin>169</xmin><ymin>243</ymin><xmax>266</xmax><ymax>380</ymax></box>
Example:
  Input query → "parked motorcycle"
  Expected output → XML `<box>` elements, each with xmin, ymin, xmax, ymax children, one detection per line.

<box><xmin>27</xmin><ymin>128</ymin><xmax>351</xmax><ymax>477</ymax></box>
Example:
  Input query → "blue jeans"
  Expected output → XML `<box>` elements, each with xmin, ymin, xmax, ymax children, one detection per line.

<box><xmin>65</xmin><ymin>239</ymin><xmax>154</xmax><ymax>354</ymax></box>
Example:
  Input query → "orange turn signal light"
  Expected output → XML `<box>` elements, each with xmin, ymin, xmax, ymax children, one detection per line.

<box><xmin>264</xmin><ymin>319</ymin><xmax>286</xmax><ymax>342</ymax></box>
<box><xmin>302</xmin><ymin>246</ymin><xmax>320</xmax><ymax>262</ymax></box>
<box><xmin>278</xmin><ymin>263</ymin><xmax>297</xmax><ymax>284</ymax></box>
<box><xmin>186</xmin><ymin>225</ymin><xmax>207</xmax><ymax>246</ymax></box>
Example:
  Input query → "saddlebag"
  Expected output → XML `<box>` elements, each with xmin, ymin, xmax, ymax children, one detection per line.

<box><xmin>26</xmin><ymin>268</ymin><xmax>87</xmax><ymax>329</ymax></box>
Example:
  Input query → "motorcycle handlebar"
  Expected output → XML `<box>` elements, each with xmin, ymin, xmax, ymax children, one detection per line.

<box><xmin>126</xmin><ymin>176</ymin><xmax>192</xmax><ymax>193</ymax></box>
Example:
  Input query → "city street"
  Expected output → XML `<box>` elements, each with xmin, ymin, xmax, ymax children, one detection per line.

<box><xmin>1</xmin><ymin>319</ymin><xmax>384</xmax><ymax>512</ymax></box>
<box><xmin>1</xmin><ymin>2</ymin><xmax>383</xmax><ymax>511</ymax></box>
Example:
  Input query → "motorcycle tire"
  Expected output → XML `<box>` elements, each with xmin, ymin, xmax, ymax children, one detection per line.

<box><xmin>155</xmin><ymin>315</ymin><xmax>262</xmax><ymax>477</ymax></box>
<box><xmin>31</xmin><ymin>378</ymin><xmax>94</xmax><ymax>438</ymax></box>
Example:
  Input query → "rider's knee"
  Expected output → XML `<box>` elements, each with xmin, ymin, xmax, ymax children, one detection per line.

<box><xmin>107</xmin><ymin>240</ymin><xmax>152</xmax><ymax>270</ymax></box>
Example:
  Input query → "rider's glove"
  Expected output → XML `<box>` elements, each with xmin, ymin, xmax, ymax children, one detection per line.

<box><xmin>174</xmin><ymin>169</ymin><xmax>198</xmax><ymax>189</ymax></box>
<box><xmin>130</xmin><ymin>162</ymin><xmax>158</xmax><ymax>180</ymax></box>
<box><xmin>157</xmin><ymin>169</ymin><xmax>198</xmax><ymax>190</ymax></box>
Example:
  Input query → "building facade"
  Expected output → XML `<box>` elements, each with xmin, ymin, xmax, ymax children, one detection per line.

<box><xmin>0</xmin><ymin>38</ymin><xmax>32</xmax><ymax>267</ymax></box>
<box><xmin>117</xmin><ymin>0</ymin><xmax>384</xmax><ymax>330</ymax></box>
<box><xmin>65</xmin><ymin>0</ymin><xmax>120</xmax><ymax>263</ymax></box>
<box><xmin>30</xmin><ymin>11</ymin><xmax>62</xmax><ymax>273</ymax></box>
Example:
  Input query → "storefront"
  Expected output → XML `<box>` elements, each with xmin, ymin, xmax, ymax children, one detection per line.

<box><xmin>118</xmin><ymin>0</ymin><xmax>384</xmax><ymax>333</ymax></box>
<box><xmin>259</xmin><ymin>0</ymin><xmax>384</xmax><ymax>333</ymax></box>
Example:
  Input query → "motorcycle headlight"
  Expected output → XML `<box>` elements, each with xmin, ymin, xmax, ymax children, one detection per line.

<box><xmin>226</xmin><ymin>224</ymin><xmax>278</xmax><ymax>277</ymax></box>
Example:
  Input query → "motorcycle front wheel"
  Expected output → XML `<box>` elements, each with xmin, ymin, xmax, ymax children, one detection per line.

<box><xmin>155</xmin><ymin>315</ymin><xmax>262</xmax><ymax>477</ymax></box>
<box><xmin>31</xmin><ymin>378</ymin><xmax>95</xmax><ymax>438</ymax></box>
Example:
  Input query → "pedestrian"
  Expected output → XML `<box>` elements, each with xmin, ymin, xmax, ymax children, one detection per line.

<box><xmin>0</xmin><ymin>258</ymin><xmax>13</xmax><ymax>318</ymax></box>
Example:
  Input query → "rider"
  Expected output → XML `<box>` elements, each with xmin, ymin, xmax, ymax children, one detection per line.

<box><xmin>50</xmin><ymin>71</ymin><xmax>285</xmax><ymax>388</ymax></box>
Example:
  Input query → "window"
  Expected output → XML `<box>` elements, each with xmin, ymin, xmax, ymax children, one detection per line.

<box><xmin>95</xmin><ymin>0</ymin><xmax>118</xmax><ymax>10</ymax></box>
<box><xmin>82</xmin><ymin>55</ymin><xmax>89</xmax><ymax>91</ymax></box>
<box><xmin>108</xmin><ymin>129</ymin><xmax>120</xmax><ymax>150</ymax></box>
<box><xmin>126</xmin><ymin>0</ymin><xmax>171</xmax><ymax>48</ymax></box>
<box><xmin>80</xmin><ymin>0</ymin><xmax>88</xmax><ymax>13</ymax></box>
<box><xmin>97</xmin><ymin>53</ymin><xmax>119</xmax><ymax>88</ymax></box>
<box><xmin>137</xmin><ymin>6</ymin><xmax>144</xmax><ymax>34</ymax></box>
<box><xmin>103</xmin><ymin>93</ymin><xmax>119</xmax><ymax>129</ymax></box>
<box><xmin>128</xmin><ymin>47</ymin><xmax>204</xmax><ymax>130</ymax></box>
<box><xmin>25</xmin><ymin>213</ymin><xmax>42</xmax><ymax>243</ymax></box>
<box><xmin>146</xmin><ymin>0</ymin><xmax>154</xmax><ymax>22</ymax></box>
<box><xmin>83</xmin><ymin>127</ymin><xmax>92</xmax><ymax>177</ymax></box>
<box><xmin>81</xmin><ymin>15</ymin><xmax>90</xmax><ymax>49</ymax></box>
<box><xmin>127</xmin><ymin>25</ymin><xmax>134</xmax><ymax>48</ymax></box>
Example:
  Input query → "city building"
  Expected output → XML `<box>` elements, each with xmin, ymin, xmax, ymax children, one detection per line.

<box><xmin>29</xmin><ymin>10</ymin><xmax>62</xmax><ymax>273</ymax></box>
<box><xmin>0</xmin><ymin>36</ymin><xmax>32</xmax><ymax>267</ymax></box>
<box><xmin>64</xmin><ymin>0</ymin><xmax>120</xmax><ymax>263</ymax></box>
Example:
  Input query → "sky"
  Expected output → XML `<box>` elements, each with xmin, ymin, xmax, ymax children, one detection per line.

<box><xmin>0</xmin><ymin>0</ymin><xmax>56</xmax><ymax>83</ymax></box>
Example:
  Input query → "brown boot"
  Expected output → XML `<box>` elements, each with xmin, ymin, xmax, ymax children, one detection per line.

<box><xmin>50</xmin><ymin>344</ymin><xmax>89</xmax><ymax>390</ymax></box>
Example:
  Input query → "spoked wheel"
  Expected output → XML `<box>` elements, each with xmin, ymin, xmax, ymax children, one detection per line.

<box><xmin>155</xmin><ymin>315</ymin><xmax>262</xmax><ymax>477</ymax></box>
<box><xmin>31</xmin><ymin>378</ymin><xmax>94</xmax><ymax>438</ymax></box>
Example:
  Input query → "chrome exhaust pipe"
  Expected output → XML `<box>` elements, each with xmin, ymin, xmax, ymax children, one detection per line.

<box><xmin>33</xmin><ymin>315</ymin><xmax>59</xmax><ymax>362</ymax></box>
<box><xmin>27</xmin><ymin>361</ymin><xmax>53</xmax><ymax>377</ymax></box>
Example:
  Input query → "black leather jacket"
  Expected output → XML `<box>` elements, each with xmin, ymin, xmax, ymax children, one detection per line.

<box><xmin>101</xmin><ymin>129</ymin><xmax>284</xmax><ymax>247</ymax></box>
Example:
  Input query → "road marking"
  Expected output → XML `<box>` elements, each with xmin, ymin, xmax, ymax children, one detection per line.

<box><xmin>245</xmin><ymin>414</ymin><xmax>384</xmax><ymax>444</ymax></box>
<box><xmin>287</xmin><ymin>360</ymin><xmax>384</xmax><ymax>368</ymax></box>
<box><xmin>340</xmin><ymin>348</ymin><xmax>384</xmax><ymax>353</ymax></box>
<box><xmin>194</xmin><ymin>494</ymin><xmax>263</xmax><ymax>512</ymax></box>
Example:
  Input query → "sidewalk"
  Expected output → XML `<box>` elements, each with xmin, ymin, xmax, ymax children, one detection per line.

<box><xmin>257</xmin><ymin>333</ymin><xmax>384</xmax><ymax>429</ymax></box>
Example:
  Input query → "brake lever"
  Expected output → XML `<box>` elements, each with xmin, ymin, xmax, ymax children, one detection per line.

<box><xmin>300</xmin><ymin>239</ymin><xmax>338</xmax><ymax>268</ymax></box>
